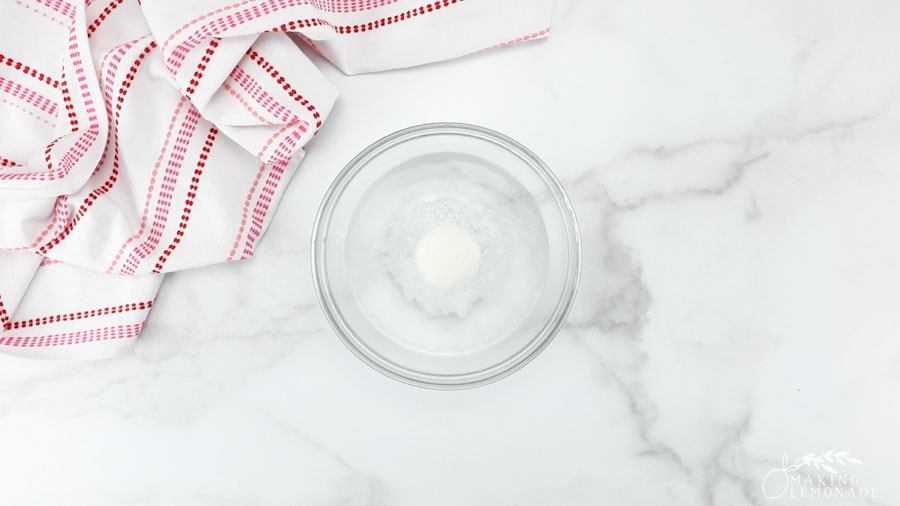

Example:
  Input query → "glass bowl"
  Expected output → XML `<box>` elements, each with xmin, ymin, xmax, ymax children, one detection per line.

<box><xmin>311</xmin><ymin>123</ymin><xmax>580</xmax><ymax>389</ymax></box>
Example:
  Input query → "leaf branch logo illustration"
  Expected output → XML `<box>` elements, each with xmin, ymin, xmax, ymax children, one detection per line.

<box><xmin>791</xmin><ymin>451</ymin><xmax>862</xmax><ymax>474</ymax></box>
<box><xmin>762</xmin><ymin>451</ymin><xmax>863</xmax><ymax>499</ymax></box>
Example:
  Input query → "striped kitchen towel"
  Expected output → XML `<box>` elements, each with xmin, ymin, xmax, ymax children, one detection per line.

<box><xmin>0</xmin><ymin>0</ymin><xmax>552</xmax><ymax>358</ymax></box>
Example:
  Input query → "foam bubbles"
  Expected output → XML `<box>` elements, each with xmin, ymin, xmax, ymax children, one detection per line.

<box><xmin>383</xmin><ymin>198</ymin><xmax>502</xmax><ymax>318</ymax></box>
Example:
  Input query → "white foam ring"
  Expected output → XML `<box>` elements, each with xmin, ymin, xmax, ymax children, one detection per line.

<box><xmin>383</xmin><ymin>198</ymin><xmax>504</xmax><ymax>318</ymax></box>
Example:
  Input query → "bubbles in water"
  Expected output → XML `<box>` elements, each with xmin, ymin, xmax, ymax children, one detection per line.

<box><xmin>383</xmin><ymin>198</ymin><xmax>503</xmax><ymax>318</ymax></box>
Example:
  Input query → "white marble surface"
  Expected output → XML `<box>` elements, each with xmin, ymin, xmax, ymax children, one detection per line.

<box><xmin>2</xmin><ymin>0</ymin><xmax>900</xmax><ymax>504</ymax></box>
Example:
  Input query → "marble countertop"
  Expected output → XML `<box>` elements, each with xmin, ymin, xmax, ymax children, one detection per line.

<box><xmin>2</xmin><ymin>0</ymin><xmax>899</xmax><ymax>504</ymax></box>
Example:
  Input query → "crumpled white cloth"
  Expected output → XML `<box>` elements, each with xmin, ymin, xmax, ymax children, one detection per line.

<box><xmin>0</xmin><ymin>0</ymin><xmax>552</xmax><ymax>358</ymax></box>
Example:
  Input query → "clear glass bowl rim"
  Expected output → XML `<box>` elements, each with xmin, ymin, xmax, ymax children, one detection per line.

<box><xmin>311</xmin><ymin>122</ymin><xmax>581</xmax><ymax>389</ymax></box>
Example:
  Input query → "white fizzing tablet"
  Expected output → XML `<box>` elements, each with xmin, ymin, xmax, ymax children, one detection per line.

<box><xmin>415</xmin><ymin>223</ymin><xmax>481</xmax><ymax>288</ymax></box>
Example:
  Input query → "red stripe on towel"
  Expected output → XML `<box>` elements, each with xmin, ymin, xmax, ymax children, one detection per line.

<box><xmin>150</xmin><ymin>127</ymin><xmax>218</xmax><ymax>273</ymax></box>
<box><xmin>0</xmin><ymin>323</ymin><xmax>144</xmax><ymax>347</ymax></box>
<box><xmin>5</xmin><ymin>300</ymin><xmax>153</xmax><ymax>330</ymax></box>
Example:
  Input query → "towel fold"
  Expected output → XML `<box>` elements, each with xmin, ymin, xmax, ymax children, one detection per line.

<box><xmin>0</xmin><ymin>0</ymin><xmax>552</xmax><ymax>358</ymax></box>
